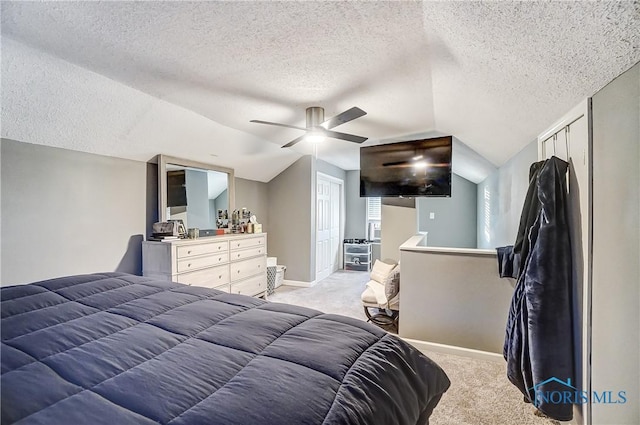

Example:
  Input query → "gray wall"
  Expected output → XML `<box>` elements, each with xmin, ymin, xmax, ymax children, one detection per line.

<box><xmin>216</xmin><ymin>189</ymin><xmax>228</xmax><ymax>211</ymax></box>
<box><xmin>265</xmin><ymin>156</ymin><xmax>346</xmax><ymax>283</ymax></box>
<box><xmin>185</xmin><ymin>169</ymin><xmax>210</xmax><ymax>229</ymax></box>
<box><xmin>590</xmin><ymin>63</ymin><xmax>639</xmax><ymax>424</ymax></box>
<box><xmin>1</xmin><ymin>139</ymin><xmax>272</xmax><ymax>286</ymax></box>
<box><xmin>417</xmin><ymin>173</ymin><xmax>478</xmax><ymax>248</ymax></box>
<box><xmin>381</xmin><ymin>204</ymin><xmax>417</xmax><ymax>262</ymax></box>
<box><xmin>399</xmin><ymin>249</ymin><xmax>513</xmax><ymax>353</ymax></box>
<box><xmin>314</xmin><ymin>158</ymin><xmax>346</xmax><ymax>182</ymax></box>
<box><xmin>476</xmin><ymin>140</ymin><xmax>538</xmax><ymax>249</ymax></box>
<box><xmin>347</xmin><ymin>170</ymin><xmax>479</xmax><ymax>248</ymax></box>
<box><xmin>345</xmin><ymin>170</ymin><xmax>366</xmax><ymax>239</ymax></box>
<box><xmin>266</xmin><ymin>156</ymin><xmax>313</xmax><ymax>282</ymax></box>
<box><xmin>235</xmin><ymin>177</ymin><xmax>269</xmax><ymax>233</ymax></box>
<box><xmin>213</xmin><ymin>188</ymin><xmax>229</xmax><ymax>227</ymax></box>
<box><xmin>1</xmin><ymin>139</ymin><xmax>152</xmax><ymax>286</ymax></box>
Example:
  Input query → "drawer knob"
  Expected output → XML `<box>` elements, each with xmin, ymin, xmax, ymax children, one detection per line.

<box><xmin>237</xmin><ymin>270</ymin><xmax>240</xmax><ymax>274</ymax></box>
<box><xmin>237</xmin><ymin>254</ymin><xmax>241</xmax><ymax>258</ymax></box>
<box><xmin>237</xmin><ymin>243</ymin><xmax>241</xmax><ymax>247</ymax></box>
<box><xmin>219</xmin><ymin>275</ymin><xmax>222</xmax><ymax>279</ymax></box>
<box><xmin>258</xmin><ymin>265</ymin><xmax>261</xmax><ymax>268</ymax></box>
<box><xmin>187</xmin><ymin>263</ymin><xmax>191</xmax><ymax>268</ymax></box>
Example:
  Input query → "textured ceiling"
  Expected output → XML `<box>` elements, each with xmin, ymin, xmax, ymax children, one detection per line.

<box><xmin>1</xmin><ymin>1</ymin><xmax>639</xmax><ymax>182</ymax></box>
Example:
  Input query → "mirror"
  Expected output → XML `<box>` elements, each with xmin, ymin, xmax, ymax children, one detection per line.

<box><xmin>158</xmin><ymin>155</ymin><xmax>235</xmax><ymax>230</ymax></box>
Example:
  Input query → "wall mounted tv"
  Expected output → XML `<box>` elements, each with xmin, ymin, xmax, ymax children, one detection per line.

<box><xmin>360</xmin><ymin>136</ymin><xmax>452</xmax><ymax>197</ymax></box>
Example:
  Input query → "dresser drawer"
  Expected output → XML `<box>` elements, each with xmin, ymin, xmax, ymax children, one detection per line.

<box><xmin>177</xmin><ymin>241</ymin><xmax>228</xmax><ymax>259</ymax></box>
<box><xmin>230</xmin><ymin>256</ymin><xmax>265</xmax><ymax>281</ymax></box>
<box><xmin>213</xmin><ymin>284</ymin><xmax>230</xmax><ymax>294</ymax></box>
<box><xmin>177</xmin><ymin>253</ymin><xmax>229</xmax><ymax>273</ymax></box>
<box><xmin>176</xmin><ymin>264</ymin><xmax>230</xmax><ymax>288</ymax></box>
<box><xmin>231</xmin><ymin>246</ymin><xmax>266</xmax><ymax>261</ymax></box>
<box><xmin>229</xmin><ymin>236</ymin><xmax>265</xmax><ymax>251</ymax></box>
<box><xmin>230</xmin><ymin>274</ymin><xmax>265</xmax><ymax>297</ymax></box>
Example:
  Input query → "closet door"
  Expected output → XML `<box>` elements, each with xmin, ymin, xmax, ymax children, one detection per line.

<box><xmin>316</xmin><ymin>176</ymin><xmax>331</xmax><ymax>281</ymax></box>
<box><xmin>540</xmin><ymin>127</ymin><xmax>569</xmax><ymax>160</ymax></box>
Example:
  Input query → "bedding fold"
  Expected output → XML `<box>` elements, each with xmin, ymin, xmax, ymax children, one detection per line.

<box><xmin>2</xmin><ymin>272</ymin><xmax>449</xmax><ymax>425</ymax></box>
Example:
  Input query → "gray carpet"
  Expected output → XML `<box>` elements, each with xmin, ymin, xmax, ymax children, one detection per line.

<box><xmin>268</xmin><ymin>270</ymin><xmax>369</xmax><ymax>321</ymax></box>
<box><xmin>269</xmin><ymin>270</ymin><xmax>563</xmax><ymax>425</ymax></box>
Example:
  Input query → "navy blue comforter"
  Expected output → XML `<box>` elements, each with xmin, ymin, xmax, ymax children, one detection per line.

<box><xmin>1</xmin><ymin>273</ymin><xmax>449</xmax><ymax>425</ymax></box>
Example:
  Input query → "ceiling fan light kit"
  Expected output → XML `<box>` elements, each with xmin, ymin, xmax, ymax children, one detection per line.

<box><xmin>251</xmin><ymin>106</ymin><xmax>368</xmax><ymax>148</ymax></box>
<box><xmin>305</xmin><ymin>131</ymin><xmax>325</xmax><ymax>144</ymax></box>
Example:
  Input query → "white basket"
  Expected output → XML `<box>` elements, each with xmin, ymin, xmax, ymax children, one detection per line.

<box><xmin>275</xmin><ymin>265</ymin><xmax>286</xmax><ymax>288</ymax></box>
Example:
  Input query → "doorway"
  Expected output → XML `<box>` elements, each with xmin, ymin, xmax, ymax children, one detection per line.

<box><xmin>316</xmin><ymin>172</ymin><xmax>344</xmax><ymax>282</ymax></box>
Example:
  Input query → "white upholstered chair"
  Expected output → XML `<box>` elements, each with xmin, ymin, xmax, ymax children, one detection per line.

<box><xmin>361</xmin><ymin>259</ymin><xmax>400</xmax><ymax>331</ymax></box>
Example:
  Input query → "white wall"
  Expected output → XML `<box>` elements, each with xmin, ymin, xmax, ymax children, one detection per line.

<box><xmin>476</xmin><ymin>140</ymin><xmax>538</xmax><ymax>249</ymax></box>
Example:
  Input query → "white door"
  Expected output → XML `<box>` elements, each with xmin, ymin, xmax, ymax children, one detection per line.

<box><xmin>316</xmin><ymin>177</ymin><xmax>331</xmax><ymax>281</ymax></box>
<box><xmin>316</xmin><ymin>174</ymin><xmax>342</xmax><ymax>282</ymax></box>
<box><xmin>329</xmin><ymin>181</ymin><xmax>341</xmax><ymax>273</ymax></box>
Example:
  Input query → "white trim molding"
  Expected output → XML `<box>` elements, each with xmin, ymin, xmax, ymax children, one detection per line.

<box><xmin>402</xmin><ymin>337</ymin><xmax>504</xmax><ymax>363</ymax></box>
<box><xmin>281</xmin><ymin>279</ymin><xmax>315</xmax><ymax>288</ymax></box>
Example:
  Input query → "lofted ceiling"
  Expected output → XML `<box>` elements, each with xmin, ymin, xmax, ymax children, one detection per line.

<box><xmin>1</xmin><ymin>1</ymin><xmax>638</xmax><ymax>183</ymax></box>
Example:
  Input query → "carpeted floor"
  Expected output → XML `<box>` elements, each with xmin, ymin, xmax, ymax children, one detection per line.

<box><xmin>269</xmin><ymin>270</ymin><xmax>563</xmax><ymax>425</ymax></box>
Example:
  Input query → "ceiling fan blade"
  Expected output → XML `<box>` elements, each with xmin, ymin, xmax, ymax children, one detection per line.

<box><xmin>322</xmin><ymin>130</ymin><xmax>368</xmax><ymax>144</ymax></box>
<box><xmin>250</xmin><ymin>120</ymin><xmax>308</xmax><ymax>132</ymax></box>
<box><xmin>321</xmin><ymin>107</ymin><xmax>367</xmax><ymax>129</ymax></box>
<box><xmin>281</xmin><ymin>135</ymin><xmax>306</xmax><ymax>148</ymax></box>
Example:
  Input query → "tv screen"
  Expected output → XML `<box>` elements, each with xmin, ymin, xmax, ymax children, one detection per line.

<box><xmin>360</xmin><ymin>136</ymin><xmax>452</xmax><ymax>197</ymax></box>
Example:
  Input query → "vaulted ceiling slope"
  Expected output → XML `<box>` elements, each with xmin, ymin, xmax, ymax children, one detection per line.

<box><xmin>1</xmin><ymin>1</ymin><xmax>638</xmax><ymax>182</ymax></box>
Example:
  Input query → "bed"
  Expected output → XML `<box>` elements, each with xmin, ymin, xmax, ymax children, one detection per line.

<box><xmin>1</xmin><ymin>272</ymin><xmax>450</xmax><ymax>425</ymax></box>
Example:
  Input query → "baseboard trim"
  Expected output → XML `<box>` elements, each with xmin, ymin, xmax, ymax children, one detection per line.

<box><xmin>401</xmin><ymin>337</ymin><xmax>504</xmax><ymax>363</ymax></box>
<box><xmin>281</xmin><ymin>279</ymin><xmax>315</xmax><ymax>288</ymax></box>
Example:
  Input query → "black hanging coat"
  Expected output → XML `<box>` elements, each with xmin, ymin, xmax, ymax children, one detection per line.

<box><xmin>503</xmin><ymin>156</ymin><xmax>575</xmax><ymax>421</ymax></box>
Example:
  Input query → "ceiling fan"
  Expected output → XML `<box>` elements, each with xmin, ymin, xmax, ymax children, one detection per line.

<box><xmin>250</xmin><ymin>106</ymin><xmax>368</xmax><ymax>148</ymax></box>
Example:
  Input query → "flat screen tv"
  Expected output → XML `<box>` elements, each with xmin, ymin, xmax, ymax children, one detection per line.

<box><xmin>360</xmin><ymin>136</ymin><xmax>452</xmax><ymax>197</ymax></box>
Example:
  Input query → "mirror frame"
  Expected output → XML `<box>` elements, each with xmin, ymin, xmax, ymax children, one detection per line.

<box><xmin>157</xmin><ymin>154</ymin><xmax>235</xmax><ymax>223</ymax></box>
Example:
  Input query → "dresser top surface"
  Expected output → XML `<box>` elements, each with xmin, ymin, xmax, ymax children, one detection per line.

<box><xmin>144</xmin><ymin>233</ymin><xmax>265</xmax><ymax>246</ymax></box>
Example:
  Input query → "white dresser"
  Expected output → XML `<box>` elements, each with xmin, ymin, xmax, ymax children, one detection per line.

<box><xmin>142</xmin><ymin>233</ymin><xmax>267</xmax><ymax>297</ymax></box>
